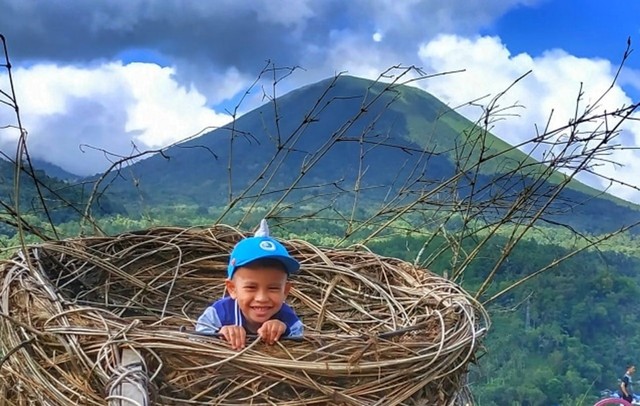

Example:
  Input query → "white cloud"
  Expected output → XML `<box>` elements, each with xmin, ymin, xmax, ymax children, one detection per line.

<box><xmin>620</xmin><ymin>66</ymin><xmax>640</xmax><ymax>96</ymax></box>
<box><xmin>119</xmin><ymin>62</ymin><xmax>231</xmax><ymax>148</ymax></box>
<box><xmin>0</xmin><ymin>62</ymin><xmax>231</xmax><ymax>175</ymax></box>
<box><xmin>416</xmin><ymin>34</ymin><xmax>640</xmax><ymax>203</ymax></box>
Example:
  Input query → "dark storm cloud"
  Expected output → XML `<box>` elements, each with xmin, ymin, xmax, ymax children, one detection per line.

<box><xmin>0</xmin><ymin>0</ymin><xmax>535</xmax><ymax>71</ymax></box>
<box><xmin>1</xmin><ymin>1</ymin><xmax>336</xmax><ymax>71</ymax></box>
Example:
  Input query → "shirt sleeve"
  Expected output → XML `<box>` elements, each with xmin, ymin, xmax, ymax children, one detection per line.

<box><xmin>195</xmin><ymin>305</ymin><xmax>222</xmax><ymax>334</ymax></box>
<box><xmin>287</xmin><ymin>319</ymin><xmax>304</xmax><ymax>337</ymax></box>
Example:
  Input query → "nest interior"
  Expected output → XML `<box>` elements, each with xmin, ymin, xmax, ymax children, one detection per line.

<box><xmin>0</xmin><ymin>225</ymin><xmax>489</xmax><ymax>405</ymax></box>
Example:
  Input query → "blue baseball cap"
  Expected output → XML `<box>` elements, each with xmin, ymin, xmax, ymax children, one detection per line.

<box><xmin>227</xmin><ymin>236</ymin><xmax>300</xmax><ymax>278</ymax></box>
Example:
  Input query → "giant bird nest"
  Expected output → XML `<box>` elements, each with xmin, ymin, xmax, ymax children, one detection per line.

<box><xmin>0</xmin><ymin>225</ymin><xmax>489</xmax><ymax>405</ymax></box>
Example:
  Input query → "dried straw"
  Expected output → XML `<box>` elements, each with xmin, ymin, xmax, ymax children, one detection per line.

<box><xmin>0</xmin><ymin>225</ymin><xmax>489</xmax><ymax>405</ymax></box>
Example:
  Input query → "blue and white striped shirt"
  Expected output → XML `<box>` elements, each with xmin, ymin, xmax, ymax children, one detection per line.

<box><xmin>195</xmin><ymin>296</ymin><xmax>304</xmax><ymax>337</ymax></box>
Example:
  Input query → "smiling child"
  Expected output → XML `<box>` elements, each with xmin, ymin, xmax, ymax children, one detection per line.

<box><xmin>195</xmin><ymin>220</ymin><xmax>303</xmax><ymax>350</ymax></box>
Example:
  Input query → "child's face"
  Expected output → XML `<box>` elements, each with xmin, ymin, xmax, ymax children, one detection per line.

<box><xmin>225</xmin><ymin>263</ymin><xmax>291</xmax><ymax>331</ymax></box>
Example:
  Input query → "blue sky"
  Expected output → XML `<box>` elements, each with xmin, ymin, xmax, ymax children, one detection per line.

<box><xmin>0</xmin><ymin>0</ymin><xmax>639</xmax><ymax>203</ymax></box>
<box><xmin>490</xmin><ymin>1</ymin><xmax>639</xmax><ymax>63</ymax></box>
<box><xmin>489</xmin><ymin>1</ymin><xmax>640</xmax><ymax>94</ymax></box>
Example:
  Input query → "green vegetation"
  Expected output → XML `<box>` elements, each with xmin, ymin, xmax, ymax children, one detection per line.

<box><xmin>3</xmin><ymin>69</ymin><xmax>640</xmax><ymax>405</ymax></box>
<box><xmin>0</xmin><ymin>159</ymin><xmax>126</xmax><ymax>237</ymax></box>
<box><xmin>2</xmin><ymin>209</ymin><xmax>639</xmax><ymax>406</ymax></box>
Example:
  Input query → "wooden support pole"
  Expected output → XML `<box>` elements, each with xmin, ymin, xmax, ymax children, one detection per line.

<box><xmin>107</xmin><ymin>348</ymin><xmax>149</xmax><ymax>406</ymax></box>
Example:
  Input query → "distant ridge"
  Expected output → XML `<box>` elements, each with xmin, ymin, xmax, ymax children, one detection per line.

<box><xmin>30</xmin><ymin>158</ymin><xmax>81</xmax><ymax>182</ymax></box>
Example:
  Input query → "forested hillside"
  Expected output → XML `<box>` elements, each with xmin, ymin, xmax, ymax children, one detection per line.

<box><xmin>0</xmin><ymin>158</ymin><xmax>125</xmax><ymax>238</ymax></box>
<box><xmin>365</xmin><ymin>230</ymin><xmax>640</xmax><ymax>405</ymax></box>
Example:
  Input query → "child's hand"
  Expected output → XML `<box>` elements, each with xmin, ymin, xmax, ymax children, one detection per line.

<box><xmin>219</xmin><ymin>325</ymin><xmax>247</xmax><ymax>350</ymax></box>
<box><xmin>257</xmin><ymin>320</ymin><xmax>286</xmax><ymax>345</ymax></box>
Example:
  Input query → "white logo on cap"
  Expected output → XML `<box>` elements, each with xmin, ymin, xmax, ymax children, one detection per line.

<box><xmin>259</xmin><ymin>240</ymin><xmax>276</xmax><ymax>251</ymax></box>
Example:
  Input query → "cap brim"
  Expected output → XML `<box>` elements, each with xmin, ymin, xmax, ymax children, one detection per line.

<box><xmin>236</xmin><ymin>254</ymin><xmax>300</xmax><ymax>275</ymax></box>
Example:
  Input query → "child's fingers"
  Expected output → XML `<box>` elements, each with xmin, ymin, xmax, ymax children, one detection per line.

<box><xmin>271</xmin><ymin>327</ymin><xmax>279</xmax><ymax>343</ymax></box>
<box><xmin>256</xmin><ymin>321</ymin><xmax>288</xmax><ymax>345</ymax></box>
<box><xmin>221</xmin><ymin>327</ymin><xmax>245</xmax><ymax>350</ymax></box>
<box><xmin>272</xmin><ymin>325</ymin><xmax>285</xmax><ymax>343</ymax></box>
<box><xmin>263</xmin><ymin>324</ymin><xmax>284</xmax><ymax>345</ymax></box>
<box><xmin>257</xmin><ymin>326</ymin><xmax>271</xmax><ymax>344</ymax></box>
<box><xmin>258</xmin><ymin>328</ymin><xmax>269</xmax><ymax>344</ymax></box>
<box><xmin>220</xmin><ymin>328</ymin><xmax>231</xmax><ymax>343</ymax></box>
<box><xmin>232</xmin><ymin>328</ymin><xmax>245</xmax><ymax>349</ymax></box>
<box><xmin>238</xmin><ymin>329</ymin><xmax>246</xmax><ymax>349</ymax></box>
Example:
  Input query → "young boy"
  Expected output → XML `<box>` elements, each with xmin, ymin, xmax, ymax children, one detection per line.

<box><xmin>196</xmin><ymin>220</ymin><xmax>303</xmax><ymax>350</ymax></box>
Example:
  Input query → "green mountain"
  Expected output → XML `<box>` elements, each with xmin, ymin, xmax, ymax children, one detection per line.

<box><xmin>0</xmin><ymin>158</ymin><xmax>125</xmax><ymax>236</ymax></box>
<box><xmin>95</xmin><ymin>75</ymin><xmax>638</xmax><ymax>234</ymax></box>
